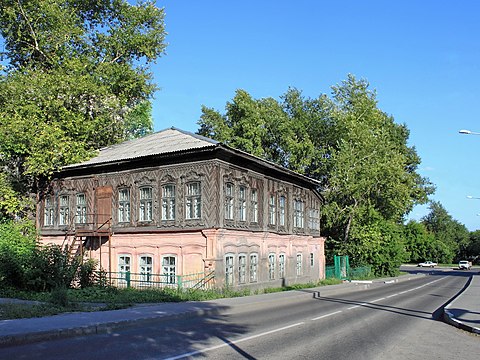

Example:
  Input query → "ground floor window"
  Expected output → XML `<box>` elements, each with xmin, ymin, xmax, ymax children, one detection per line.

<box><xmin>250</xmin><ymin>253</ymin><xmax>258</xmax><ymax>282</ymax></box>
<box><xmin>296</xmin><ymin>253</ymin><xmax>303</xmax><ymax>276</ymax></box>
<box><xmin>118</xmin><ymin>255</ymin><xmax>131</xmax><ymax>285</ymax></box>
<box><xmin>139</xmin><ymin>255</ymin><xmax>153</xmax><ymax>283</ymax></box>
<box><xmin>225</xmin><ymin>254</ymin><xmax>234</xmax><ymax>286</ymax></box>
<box><xmin>162</xmin><ymin>256</ymin><xmax>177</xmax><ymax>284</ymax></box>
<box><xmin>279</xmin><ymin>253</ymin><xmax>286</xmax><ymax>278</ymax></box>
<box><xmin>238</xmin><ymin>254</ymin><xmax>247</xmax><ymax>284</ymax></box>
<box><xmin>268</xmin><ymin>253</ymin><xmax>276</xmax><ymax>280</ymax></box>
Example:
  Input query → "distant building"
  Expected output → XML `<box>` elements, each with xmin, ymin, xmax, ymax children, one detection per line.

<box><xmin>38</xmin><ymin>128</ymin><xmax>325</xmax><ymax>289</ymax></box>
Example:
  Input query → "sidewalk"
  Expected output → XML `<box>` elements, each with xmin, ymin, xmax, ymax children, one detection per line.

<box><xmin>0</xmin><ymin>273</ymin><xmax>477</xmax><ymax>347</ymax></box>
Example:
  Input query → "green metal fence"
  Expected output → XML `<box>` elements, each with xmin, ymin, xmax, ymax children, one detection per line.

<box><xmin>100</xmin><ymin>271</ymin><xmax>215</xmax><ymax>290</ymax></box>
<box><xmin>325</xmin><ymin>255</ymin><xmax>372</xmax><ymax>280</ymax></box>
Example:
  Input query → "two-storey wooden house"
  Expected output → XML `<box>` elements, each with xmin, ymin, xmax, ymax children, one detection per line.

<box><xmin>38</xmin><ymin>128</ymin><xmax>326</xmax><ymax>289</ymax></box>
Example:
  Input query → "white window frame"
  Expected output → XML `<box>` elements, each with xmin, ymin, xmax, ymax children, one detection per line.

<box><xmin>279</xmin><ymin>253</ymin><xmax>286</xmax><ymax>278</ymax></box>
<box><xmin>44</xmin><ymin>196</ymin><xmax>54</xmax><ymax>226</ymax></box>
<box><xmin>139</xmin><ymin>255</ymin><xmax>153</xmax><ymax>283</ymax></box>
<box><xmin>249</xmin><ymin>253</ymin><xmax>258</xmax><ymax>282</ymax></box>
<box><xmin>268</xmin><ymin>253</ymin><xmax>276</xmax><ymax>280</ymax></box>
<box><xmin>59</xmin><ymin>195</ymin><xmax>70</xmax><ymax>226</ymax></box>
<box><xmin>118</xmin><ymin>188</ymin><xmax>131</xmax><ymax>223</ymax></box>
<box><xmin>118</xmin><ymin>254</ymin><xmax>131</xmax><ymax>285</ymax></box>
<box><xmin>225</xmin><ymin>254</ymin><xmax>234</xmax><ymax>286</ymax></box>
<box><xmin>225</xmin><ymin>182</ymin><xmax>234</xmax><ymax>220</ymax></box>
<box><xmin>279</xmin><ymin>195</ymin><xmax>286</xmax><ymax>227</ymax></box>
<box><xmin>238</xmin><ymin>186</ymin><xmax>247</xmax><ymax>222</ymax></box>
<box><xmin>294</xmin><ymin>200</ymin><xmax>304</xmax><ymax>229</ymax></box>
<box><xmin>139</xmin><ymin>186</ymin><xmax>153</xmax><ymax>222</ymax></box>
<box><xmin>251</xmin><ymin>189</ymin><xmax>258</xmax><ymax>223</ymax></box>
<box><xmin>296</xmin><ymin>253</ymin><xmax>303</xmax><ymax>276</ymax></box>
<box><xmin>185</xmin><ymin>182</ymin><xmax>201</xmax><ymax>219</ymax></box>
<box><xmin>162</xmin><ymin>255</ymin><xmax>177</xmax><ymax>284</ymax></box>
<box><xmin>269</xmin><ymin>195</ymin><xmax>276</xmax><ymax>225</ymax></box>
<box><xmin>238</xmin><ymin>254</ymin><xmax>247</xmax><ymax>284</ymax></box>
<box><xmin>161</xmin><ymin>184</ymin><xmax>176</xmax><ymax>221</ymax></box>
<box><xmin>76</xmin><ymin>193</ymin><xmax>87</xmax><ymax>224</ymax></box>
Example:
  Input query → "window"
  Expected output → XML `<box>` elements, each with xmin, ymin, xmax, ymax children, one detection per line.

<box><xmin>269</xmin><ymin>195</ymin><xmax>276</xmax><ymax>225</ymax></box>
<box><xmin>161</xmin><ymin>184</ymin><xmax>176</xmax><ymax>220</ymax></box>
<box><xmin>44</xmin><ymin>196</ymin><xmax>54</xmax><ymax>226</ymax></box>
<box><xmin>59</xmin><ymin>195</ymin><xmax>70</xmax><ymax>226</ymax></box>
<box><xmin>139</xmin><ymin>187</ymin><xmax>153</xmax><ymax>222</ymax></box>
<box><xmin>250</xmin><ymin>253</ymin><xmax>258</xmax><ymax>282</ymax></box>
<box><xmin>225</xmin><ymin>182</ymin><xmax>234</xmax><ymax>220</ymax></box>
<box><xmin>118</xmin><ymin>188</ymin><xmax>130</xmax><ymax>223</ymax></box>
<box><xmin>186</xmin><ymin>182</ymin><xmax>201</xmax><ymax>219</ymax></box>
<box><xmin>294</xmin><ymin>200</ymin><xmax>304</xmax><ymax>228</ymax></box>
<box><xmin>238</xmin><ymin>186</ymin><xmax>247</xmax><ymax>221</ymax></box>
<box><xmin>139</xmin><ymin>255</ymin><xmax>153</xmax><ymax>283</ymax></box>
<box><xmin>238</xmin><ymin>254</ymin><xmax>247</xmax><ymax>284</ymax></box>
<box><xmin>251</xmin><ymin>189</ymin><xmax>258</xmax><ymax>223</ymax></box>
<box><xmin>279</xmin><ymin>196</ymin><xmax>286</xmax><ymax>226</ymax></box>
<box><xmin>309</xmin><ymin>208</ymin><xmax>320</xmax><ymax>230</ymax></box>
<box><xmin>268</xmin><ymin>253</ymin><xmax>276</xmax><ymax>280</ymax></box>
<box><xmin>279</xmin><ymin>253</ymin><xmax>286</xmax><ymax>278</ymax></box>
<box><xmin>162</xmin><ymin>256</ymin><xmax>176</xmax><ymax>284</ymax></box>
<box><xmin>76</xmin><ymin>193</ymin><xmax>87</xmax><ymax>224</ymax></box>
<box><xmin>310</xmin><ymin>253</ymin><xmax>314</xmax><ymax>267</ymax></box>
<box><xmin>296</xmin><ymin>253</ymin><xmax>303</xmax><ymax>276</ymax></box>
<box><xmin>225</xmin><ymin>254</ymin><xmax>234</xmax><ymax>286</ymax></box>
<box><xmin>118</xmin><ymin>255</ymin><xmax>131</xmax><ymax>285</ymax></box>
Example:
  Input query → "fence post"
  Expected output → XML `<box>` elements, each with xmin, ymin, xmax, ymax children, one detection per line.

<box><xmin>126</xmin><ymin>271</ymin><xmax>131</xmax><ymax>288</ymax></box>
<box><xmin>177</xmin><ymin>275</ymin><xmax>182</xmax><ymax>290</ymax></box>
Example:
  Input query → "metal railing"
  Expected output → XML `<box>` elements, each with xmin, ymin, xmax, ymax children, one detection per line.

<box><xmin>100</xmin><ymin>271</ymin><xmax>216</xmax><ymax>290</ymax></box>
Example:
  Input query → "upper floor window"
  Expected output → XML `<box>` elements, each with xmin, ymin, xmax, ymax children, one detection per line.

<box><xmin>294</xmin><ymin>200</ymin><xmax>304</xmax><ymax>228</ymax></box>
<box><xmin>279</xmin><ymin>196</ymin><xmax>286</xmax><ymax>226</ymax></box>
<box><xmin>139</xmin><ymin>187</ymin><xmax>153</xmax><ymax>222</ymax></box>
<box><xmin>185</xmin><ymin>182</ymin><xmax>201</xmax><ymax>219</ymax></box>
<box><xmin>251</xmin><ymin>189</ymin><xmax>258</xmax><ymax>223</ymax></box>
<box><xmin>161</xmin><ymin>184</ymin><xmax>176</xmax><ymax>220</ymax></box>
<box><xmin>59</xmin><ymin>195</ymin><xmax>70</xmax><ymax>226</ymax></box>
<box><xmin>162</xmin><ymin>256</ymin><xmax>177</xmax><ymax>284</ymax></box>
<box><xmin>44</xmin><ymin>196</ymin><xmax>54</xmax><ymax>226</ymax></box>
<box><xmin>309</xmin><ymin>208</ymin><xmax>320</xmax><ymax>230</ymax></box>
<box><xmin>225</xmin><ymin>182</ymin><xmax>234</xmax><ymax>220</ymax></box>
<box><xmin>76</xmin><ymin>193</ymin><xmax>87</xmax><ymax>224</ymax></box>
<box><xmin>269</xmin><ymin>195</ymin><xmax>276</xmax><ymax>225</ymax></box>
<box><xmin>238</xmin><ymin>186</ymin><xmax>247</xmax><ymax>222</ymax></box>
<box><xmin>118</xmin><ymin>188</ymin><xmax>131</xmax><ymax>223</ymax></box>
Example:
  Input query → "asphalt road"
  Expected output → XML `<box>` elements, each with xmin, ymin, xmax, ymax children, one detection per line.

<box><xmin>1</xmin><ymin>269</ymin><xmax>478</xmax><ymax>360</ymax></box>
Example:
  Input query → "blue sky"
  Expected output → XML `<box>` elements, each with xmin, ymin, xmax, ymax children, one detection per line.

<box><xmin>151</xmin><ymin>1</ymin><xmax>480</xmax><ymax>231</ymax></box>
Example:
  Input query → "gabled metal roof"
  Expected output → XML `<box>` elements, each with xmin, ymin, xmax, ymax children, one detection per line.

<box><xmin>65</xmin><ymin>127</ymin><xmax>218</xmax><ymax>169</ymax></box>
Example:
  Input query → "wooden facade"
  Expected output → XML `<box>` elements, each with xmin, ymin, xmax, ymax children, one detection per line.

<box><xmin>38</xmin><ymin>128</ymin><xmax>326</xmax><ymax>289</ymax></box>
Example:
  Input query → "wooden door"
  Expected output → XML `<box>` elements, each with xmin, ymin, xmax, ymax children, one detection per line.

<box><xmin>95</xmin><ymin>186</ymin><xmax>113</xmax><ymax>227</ymax></box>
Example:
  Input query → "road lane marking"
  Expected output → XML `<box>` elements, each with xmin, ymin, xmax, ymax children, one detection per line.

<box><xmin>347</xmin><ymin>303</ymin><xmax>368</xmax><ymax>310</ymax></box>
<box><xmin>371</xmin><ymin>297</ymin><xmax>386</xmax><ymax>303</ymax></box>
<box><xmin>163</xmin><ymin>322</ymin><xmax>305</xmax><ymax>360</ymax></box>
<box><xmin>311</xmin><ymin>310</ymin><xmax>342</xmax><ymax>321</ymax></box>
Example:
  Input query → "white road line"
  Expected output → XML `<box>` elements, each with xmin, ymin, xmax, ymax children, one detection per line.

<box><xmin>386</xmin><ymin>294</ymin><xmax>398</xmax><ymax>298</ymax></box>
<box><xmin>311</xmin><ymin>310</ymin><xmax>342</xmax><ymax>321</ymax></box>
<box><xmin>347</xmin><ymin>303</ymin><xmax>368</xmax><ymax>310</ymax></box>
<box><xmin>163</xmin><ymin>322</ymin><xmax>305</xmax><ymax>360</ymax></box>
<box><xmin>371</xmin><ymin>297</ymin><xmax>386</xmax><ymax>303</ymax></box>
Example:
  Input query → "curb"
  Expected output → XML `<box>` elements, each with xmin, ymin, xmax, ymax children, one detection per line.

<box><xmin>443</xmin><ymin>308</ymin><xmax>480</xmax><ymax>335</ymax></box>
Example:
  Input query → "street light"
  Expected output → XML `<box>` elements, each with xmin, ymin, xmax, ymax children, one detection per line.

<box><xmin>459</xmin><ymin>129</ymin><xmax>480</xmax><ymax>135</ymax></box>
<box><xmin>467</xmin><ymin>196</ymin><xmax>480</xmax><ymax>199</ymax></box>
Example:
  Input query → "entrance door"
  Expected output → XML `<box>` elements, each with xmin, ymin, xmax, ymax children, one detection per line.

<box><xmin>95</xmin><ymin>186</ymin><xmax>113</xmax><ymax>228</ymax></box>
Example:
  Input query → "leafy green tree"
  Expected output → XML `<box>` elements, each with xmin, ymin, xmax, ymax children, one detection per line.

<box><xmin>467</xmin><ymin>230</ymin><xmax>480</xmax><ymax>263</ymax></box>
<box><xmin>422</xmin><ymin>201</ymin><xmax>469</xmax><ymax>263</ymax></box>
<box><xmin>0</xmin><ymin>0</ymin><xmax>166</xmax><ymax>208</ymax></box>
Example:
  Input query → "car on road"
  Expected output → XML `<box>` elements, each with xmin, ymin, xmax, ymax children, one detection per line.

<box><xmin>417</xmin><ymin>261</ymin><xmax>437</xmax><ymax>268</ymax></box>
<box><xmin>458</xmin><ymin>260</ymin><xmax>472</xmax><ymax>270</ymax></box>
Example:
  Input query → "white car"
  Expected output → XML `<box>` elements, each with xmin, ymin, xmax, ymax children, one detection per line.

<box><xmin>458</xmin><ymin>260</ymin><xmax>472</xmax><ymax>270</ymax></box>
<box><xmin>417</xmin><ymin>261</ymin><xmax>437</xmax><ymax>268</ymax></box>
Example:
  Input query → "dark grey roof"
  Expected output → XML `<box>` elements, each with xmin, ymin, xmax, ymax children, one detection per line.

<box><xmin>65</xmin><ymin>127</ymin><xmax>218</xmax><ymax>168</ymax></box>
